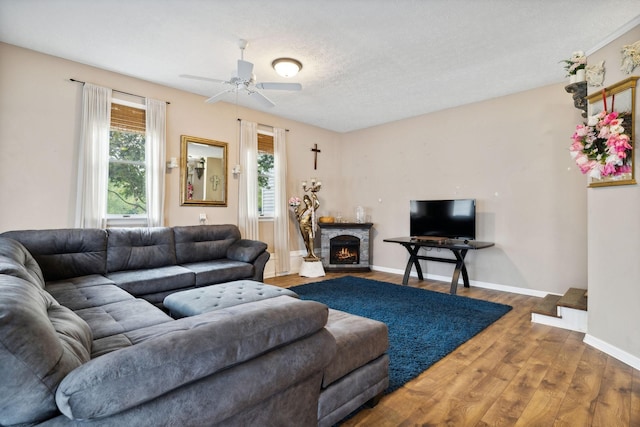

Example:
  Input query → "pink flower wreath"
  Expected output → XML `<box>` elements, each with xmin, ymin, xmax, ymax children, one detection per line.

<box><xmin>570</xmin><ymin>99</ymin><xmax>632</xmax><ymax>180</ymax></box>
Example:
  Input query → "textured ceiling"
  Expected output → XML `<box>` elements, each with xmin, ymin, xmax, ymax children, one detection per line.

<box><xmin>1</xmin><ymin>0</ymin><xmax>640</xmax><ymax>132</ymax></box>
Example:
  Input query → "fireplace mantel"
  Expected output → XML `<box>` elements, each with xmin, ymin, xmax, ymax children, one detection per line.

<box><xmin>318</xmin><ymin>222</ymin><xmax>373</xmax><ymax>272</ymax></box>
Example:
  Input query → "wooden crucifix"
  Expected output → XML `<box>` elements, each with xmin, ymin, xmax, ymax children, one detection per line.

<box><xmin>311</xmin><ymin>143</ymin><xmax>321</xmax><ymax>170</ymax></box>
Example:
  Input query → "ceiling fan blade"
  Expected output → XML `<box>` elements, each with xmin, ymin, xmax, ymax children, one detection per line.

<box><xmin>255</xmin><ymin>82</ymin><xmax>302</xmax><ymax>91</ymax></box>
<box><xmin>237</xmin><ymin>59</ymin><xmax>254</xmax><ymax>81</ymax></box>
<box><xmin>205</xmin><ymin>88</ymin><xmax>234</xmax><ymax>104</ymax></box>
<box><xmin>180</xmin><ymin>74</ymin><xmax>227</xmax><ymax>84</ymax></box>
<box><xmin>248</xmin><ymin>89</ymin><xmax>275</xmax><ymax>108</ymax></box>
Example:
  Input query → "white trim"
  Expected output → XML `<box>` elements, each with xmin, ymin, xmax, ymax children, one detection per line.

<box><xmin>586</xmin><ymin>15</ymin><xmax>640</xmax><ymax>55</ymax></box>
<box><xmin>257</xmin><ymin>126</ymin><xmax>274</xmax><ymax>136</ymax></box>
<box><xmin>531</xmin><ymin>307</ymin><xmax>588</xmax><ymax>333</ymax></box>
<box><xmin>105</xmin><ymin>216</ymin><xmax>147</xmax><ymax>227</ymax></box>
<box><xmin>583</xmin><ymin>334</ymin><xmax>640</xmax><ymax>371</ymax></box>
<box><xmin>370</xmin><ymin>264</ymin><xmax>548</xmax><ymax>297</ymax></box>
<box><xmin>111</xmin><ymin>96</ymin><xmax>146</xmax><ymax>109</ymax></box>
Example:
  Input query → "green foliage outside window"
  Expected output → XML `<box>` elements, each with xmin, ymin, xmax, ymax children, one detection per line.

<box><xmin>257</xmin><ymin>152</ymin><xmax>274</xmax><ymax>215</ymax></box>
<box><xmin>108</xmin><ymin>130</ymin><xmax>146</xmax><ymax>215</ymax></box>
<box><xmin>258</xmin><ymin>153</ymin><xmax>274</xmax><ymax>188</ymax></box>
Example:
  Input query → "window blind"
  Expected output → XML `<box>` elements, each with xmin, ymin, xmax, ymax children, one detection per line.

<box><xmin>258</xmin><ymin>133</ymin><xmax>274</xmax><ymax>153</ymax></box>
<box><xmin>111</xmin><ymin>103</ymin><xmax>146</xmax><ymax>133</ymax></box>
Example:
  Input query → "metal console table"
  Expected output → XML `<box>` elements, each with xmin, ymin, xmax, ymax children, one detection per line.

<box><xmin>383</xmin><ymin>237</ymin><xmax>494</xmax><ymax>294</ymax></box>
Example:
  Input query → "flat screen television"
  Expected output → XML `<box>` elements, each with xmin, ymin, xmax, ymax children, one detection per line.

<box><xmin>410</xmin><ymin>199</ymin><xmax>476</xmax><ymax>240</ymax></box>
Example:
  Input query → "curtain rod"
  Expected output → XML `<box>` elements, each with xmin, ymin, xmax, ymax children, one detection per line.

<box><xmin>69</xmin><ymin>79</ymin><xmax>170</xmax><ymax>105</ymax></box>
<box><xmin>237</xmin><ymin>118</ymin><xmax>289</xmax><ymax>132</ymax></box>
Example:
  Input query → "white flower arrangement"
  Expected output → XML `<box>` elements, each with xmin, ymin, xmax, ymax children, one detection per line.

<box><xmin>561</xmin><ymin>51</ymin><xmax>587</xmax><ymax>76</ymax></box>
<box><xmin>621</xmin><ymin>40</ymin><xmax>640</xmax><ymax>74</ymax></box>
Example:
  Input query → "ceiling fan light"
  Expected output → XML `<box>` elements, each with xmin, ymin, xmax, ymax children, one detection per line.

<box><xmin>272</xmin><ymin>58</ymin><xmax>302</xmax><ymax>78</ymax></box>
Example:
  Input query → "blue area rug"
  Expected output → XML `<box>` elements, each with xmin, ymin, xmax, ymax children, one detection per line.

<box><xmin>291</xmin><ymin>276</ymin><xmax>512</xmax><ymax>393</ymax></box>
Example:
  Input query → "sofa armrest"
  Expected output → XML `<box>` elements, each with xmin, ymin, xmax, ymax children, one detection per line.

<box><xmin>226</xmin><ymin>239</ymin><xmax>268</xmax><ymax>263</ymax></box>
<box><xmin>55</xmin><ymin>297</ymin><xmax>330</xmax><ymax>420</ymax></box>
<box><xmin>251</xmin><ymin>251</ymin><xmax>271</xmax><ymax>282</ymax></box>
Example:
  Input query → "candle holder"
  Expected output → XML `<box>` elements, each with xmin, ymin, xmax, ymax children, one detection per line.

<box><xmin>302</xmin><ymin>178</ymin><xmax>322</xmax><ymax>193</ymax></box>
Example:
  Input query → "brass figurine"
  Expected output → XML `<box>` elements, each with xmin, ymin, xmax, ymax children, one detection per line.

<box><xmin>292</xmin><ymin>178</ymin><xmax>322</xmax><ymax>261</ymax></box>
<box><xmin>295</xmin><ymin>193</ymin><xmax>320</xmax><ymax>261</ymax></box>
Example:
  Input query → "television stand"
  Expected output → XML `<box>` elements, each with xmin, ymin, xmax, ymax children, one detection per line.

<box><xmin>383</xmin><ymin>237</ymin><xmax>495</xmax><ymax>294</ymax></box>
<box><xmin>411</xmin><ymin>236</ymin><xmax>448</xmax><ymax>244</ymax></box>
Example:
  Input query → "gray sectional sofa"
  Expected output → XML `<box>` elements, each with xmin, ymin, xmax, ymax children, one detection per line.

<box><xmin>0</xmin><ymin>224</ymin><xmax>388</xmax><ymax>426</ymax></box>
<box><xmin>2</xmin><ymin>224</ymin><xmax>270</xmax><ymax>306</ymax></box>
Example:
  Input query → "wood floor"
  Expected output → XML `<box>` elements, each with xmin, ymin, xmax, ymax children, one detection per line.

<box><xmin>265</xmin><ymin>271</ymin><xmax>640</xmax><ymax>427</ymax></box>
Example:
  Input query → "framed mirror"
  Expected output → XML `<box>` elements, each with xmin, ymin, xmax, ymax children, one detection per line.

<box><xmin>180</xmin><ymin>135</ymin><xmax>228</xmax><ymax>206</ymax></box>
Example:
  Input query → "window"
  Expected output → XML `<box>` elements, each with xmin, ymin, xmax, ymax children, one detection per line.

<box><xmin>108</xmin><ymin>99</ymin><xmax>147</xmax><ymax>218</ymax></box>
<box><xmin>257</xmin><ymin>132</ymin><xmax>275</xmax><ymax>217</ymax></box>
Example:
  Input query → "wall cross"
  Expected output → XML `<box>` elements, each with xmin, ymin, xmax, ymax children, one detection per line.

<box><xmin>311</xmin><ymin>143</ymin><xmax>321</xmax><ymax>170</ymax></box>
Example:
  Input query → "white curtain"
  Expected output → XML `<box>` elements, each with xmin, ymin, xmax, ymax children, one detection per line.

<box><xmin>273</xmin><ymin>127</ymin><xmax>290</xmax><ymax>274</ymax></box>
<box><xmin>238</xmin><ymin>120</ymin><xmax>259</xmax><ymax>239</ymax></box>
<box><xmin>75</xmin><ymin>83</ymin><xmax>112</xmax><ymax>228</ymax></box>
<box><xmin>145</xmin><ymin>98</ymin><xmax>166</xmax><ymax>227</ymax></box>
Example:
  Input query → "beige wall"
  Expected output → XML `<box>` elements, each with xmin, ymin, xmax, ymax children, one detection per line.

<box><xmin>1</xmin><ymin>41</ymin><xmax>587</xmax><ymax>296</ymax></box>
<box><xmin>0</xmin><ymin>42</ymin><xmax>341</xmax><ymax>254</ymax></box>
<box><xmin>339</xmin><ymin>84</ymin><xmax>588</xmax><ymax>294</ymax></box>
<box><xmin>585</xmin><ymin>25</ymin><xmax>640</xmax><ymax>362</ymax></box>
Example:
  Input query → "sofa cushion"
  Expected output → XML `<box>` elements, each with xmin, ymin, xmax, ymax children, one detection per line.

<box><xmin>55</xmin><ymin>296</ymin><xmax>331</xmax><ymax>420</ymax></box>
<box><xmin>181</xmin><ymin>259</ymin><xmax>254</xmax><ymax>287</ymax></box>
<box><xmin>1</xmin><ymin>228</ymin><xmax>108</xmax><ymax>281</ymax></box>
<box><xmin>61</xmin><ymin>336</ymin><xmax>332</xmax><ymax>427</ymax></box>
<box><xmin>0</xmin><ymin>275</ymin><xmax>92</xmax><ymax>426</ymax></box>
<box><xmin>227</xmin><ymin>239</ymin><xmax>268</xmax><ymax>263</ymax></box>
<box><xmin>107</xmin><ymin>227</ymin><xmax>177</xmax><ymax>272</ymax></box>
<box><xmin>47</xmin><ymin>279</ymin><xmax>134</xmax><ymax>311</ymax></box>
<box><xmin>0</xmin><ymin>237</ymin><xmax>45</xmax><ymax>288</ymax></box>
<box><xmin>322</xmin><ymin>309</ymin><xmax>389</xmax><ymax>387</ymax></box>
<box><xmin>107</xmin><ymin>265</ymin><xmax>195</xmax><ymax>296</ymax></box>
<box><xmin>173</xmin><ymin>224</ymin><xmax>240</xmax><ymax>264</ymax></box>
<box><xmin>47</xmin><ymin>273</ymin><xmax>116</xmax><ymax>290</ymax></box>
<box><xmin>74</xmin><ymin>298</ymin><xmax>173</xmax><ymax>340</ymax></box>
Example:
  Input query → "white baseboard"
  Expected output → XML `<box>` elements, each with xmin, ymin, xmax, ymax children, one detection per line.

<box><xmin>270</xmin><ymin>255</ymin><xmax>548</xmax><ymax>298</ymax></box>
<box><xmin>370</xmin><ymin>265</ymin><xmax>548</xmax><ymax>298</ymax></box>
<box><xmin>583</xmin><ymin>334</ymin><xmax>640</xmax><ymax>371</ymax></box>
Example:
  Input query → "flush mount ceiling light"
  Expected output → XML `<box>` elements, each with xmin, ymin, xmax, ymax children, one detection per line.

<box><xmin>272</xmin><ymin>58</ymin><xmax>303</xmax><ymax>78</ymax></box>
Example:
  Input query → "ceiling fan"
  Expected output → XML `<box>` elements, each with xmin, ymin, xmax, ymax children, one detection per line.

<box><xmin>180</xmin><ymin>39</ymin><xmax>302</xmax><ymax>107</ymax></box>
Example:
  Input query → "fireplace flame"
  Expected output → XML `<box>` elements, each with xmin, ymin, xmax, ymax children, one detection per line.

<box><xmin>335</xmin><ymin>247</ymin><xmax>357</xmax><ymax>262</ymax></box>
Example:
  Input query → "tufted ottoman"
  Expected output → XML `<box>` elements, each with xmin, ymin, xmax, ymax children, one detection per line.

<box><xmin>163</xmin><ymin>280</ymin><xmax>298</xmax><ymax>318</ymax></box>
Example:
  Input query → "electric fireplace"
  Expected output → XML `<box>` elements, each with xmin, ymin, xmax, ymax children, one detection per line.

<box><xmin>319</xmin><ymin>222</ymin><xmax>372</xmax><ymax>272</ymax></box>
